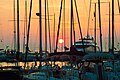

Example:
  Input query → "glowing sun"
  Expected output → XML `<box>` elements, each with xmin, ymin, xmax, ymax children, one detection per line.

<box><xmin>58</xmin><ymin>39</ymin><xmax>64</xmax><ymax>44</ymax></box>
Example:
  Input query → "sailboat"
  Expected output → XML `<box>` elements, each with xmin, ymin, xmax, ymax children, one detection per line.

<box><xmin>71</xmin><ymin>0</ymin><xmax>100</xmax><ymax>53</ymax></box>
<box><xmin>72</xmin><ymin>35</ymin><xmax>100</xmax><ymax>53</ymax></box>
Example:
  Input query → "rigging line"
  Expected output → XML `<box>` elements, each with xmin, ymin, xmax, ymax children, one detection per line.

<box><xmin>62</xmin><ymin>9</ymin><xmax>64</xmax><ymax>51</ymax></box>
<box><xmin>13</xmin><ymin>0</ymin><xmax>16</xmax><ymax>51</ymax></box>
<box><xmin>74</xmin><ymin>0</ymin><xmax>83</xmax><ymax>43</ymax></box>
<box><xmin>115</xmin><ymin>27</ymin><xmax>118</xmax><ymax>48</ymax></box>
<box><xmin>23</xmin><ymin>0</ymin><xmax>27</xmax><ymax>53</ymax></box>
<box><xmin>62</xmin><ymin>21</ymin><xmax>64</xmax><ymax>51</ymax></box>
<box><xmin>0</xmin><ymin>25</ymin><xmax>4</xmax><ymax>49</ymax></box>
<box><xmin>108</xmin><ymin>2</ymin><xmax>111</xmax><ymax>51</ymax></box>
<box><xmin>50</xmin><ymin>0</ymin><xmax>55</xmax><ymax>50</ymax></box>
<box><xmin>55</xmin><ymin>0</ymin><xmax>63</xmax><ymax>52</ymax></box>
<box><xmin>87</xmin><ymin>0</ymin><xmax>92</xmax><ymax>36</ymax></box>
<box><xmin>23</xmin><ymin>16</ymin><xmax>25</xmax><ymax>53</ymax></box>
<box><xmin>98</xmin><ymin>0</ymin><xmax>103</xmax><ymax>52</ymax></box>
<box><xmin>47</xmin><ymin>0</ymin><xmax>52</xmax><ymax>52</ymax></box>
<box><xmin>74</xmin><ymin>0</ymin><xmax>85</xmax><ymax>53</ymax></box>
<box><xmin>24</xmin><ymin>0</ymin><xmax>32</xmax><ymax>69</ymax></box>
<box><xmin>61</xmin><ymin>0</ymin><xmax>65</xmax><ymax>51</ymax></box>
<box><xmin>25</xmin><ymin>0</ymin><xmax>28</xmax><ymax>39</ymax></box>
<box><xmin>72</xmin><ymin>11</ymin><xmax>75</xmax><ymax>45</ymax></box>
<box><xmin>63</xmin><ymin>0</ymin><xmax>66</xmax><ymax>49</ymax></box>
<box><xmin>53</xmin><ymin>14</ymin><xmax>55</xmax><ymax>51</ymax></box>
<box><xmin>117</xmin><ymin>0</ymin><xmax>120</xmax><ymax>14</ymax></box>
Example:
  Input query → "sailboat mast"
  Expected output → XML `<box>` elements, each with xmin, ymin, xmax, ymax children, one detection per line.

<box><xmin>63</xmin><ymin>0</ymin><xmax>66</xmax><ymax>49</ymax></box>
<box><xmin>16</xmin><ymin>0</ymin><xmax>20</xmax><ymax>60</ymax></box>
<box><xmin>47</xmin><ymin>0</ymin><xmax>52</xmax><ymax>52</ymax></box>
<box><xmin>24</xmin><ymin>0</ymin><xmax>32</xmax><ymax>69</ymax></box>
<box><xmin>94</xmin><ymin>3</ymin><xmax>96</xmax><ymax>52</ymax></box>
<box><xmin>23</xmin><ymin>0</ymin><xmax>27</xmax><ymax>53</ymax></box>
<box><xmin>112</xmin><ymin>0</ymin><xmax>114</xmax><ymax>53</ymax></box>
<box><xmin>13</xmin><ymin>0</ymin><xmax>16</xmax><ymax>51</ymax></box>
<box><xmin>45</xmin><ymin>0</ymin><xmax>47</xmax><ymax>52</ymax></box>
<box><xmin>53</xmin><ymin>14</ymin><xmax>55</xmax><ymax>51</ymax></box>
<box><xmin>108</xmin><ymin>2</ymin><xmax>111</xmax><ymax>52</ymax></box>
<box><xmin>25</xmin><ymin>0</ymin><xmax>28</xmax><ymax>34</ymax></box>
<box><xmin>39</xmin><ymin>0</ymin><xmax>42</xmax><ymax>66</ymax></box>
<box><xmin>73</xmin><ymin>17</ymin><xmax>75</xmax><ymax>46</ymax></box>
<box><xmin>87</xmin><ymin>0</ymin><xmax>92</xmax><ymax>37</ymax></box>
<box><xmin>70</xmin><ymin>0</ymin><xmax>73</xmax><ymax>48</ymax></box>
<box><xmin>98</xmin><ymin>0</ymin><xmax>103</xmax><ymax>52</ymax></box>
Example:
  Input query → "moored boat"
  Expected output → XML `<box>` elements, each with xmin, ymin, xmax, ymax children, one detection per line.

<box><xmin>72</xmin><ymin>35</ymin><xmax>100</xmax><ymax>53</ymax></box>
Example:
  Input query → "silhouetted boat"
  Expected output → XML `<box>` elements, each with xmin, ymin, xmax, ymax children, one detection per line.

<box><xmin>71</xmin><ymin>35</ymin><xmax>100</xmax><ymax>53</ymax></box>
<box><xmin>0</xmin><ymin>66</ymin><xmax>23</xmax><ymax>80</ymax></box>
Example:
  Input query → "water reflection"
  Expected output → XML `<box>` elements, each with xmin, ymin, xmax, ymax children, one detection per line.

<box><xmin>0</xmin><ymin>61</ymin><xmax>70</xmax><ymax>69</ymax></box>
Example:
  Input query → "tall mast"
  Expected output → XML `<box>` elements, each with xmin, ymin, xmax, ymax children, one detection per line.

<box><xmin>25</xmin><ymin>0</ymin><xmax>28</xmax><ymax>34</ymax></box>
<box><xmin>87</xmin><ymin>0</ymin><xmax>92</xmax><ymax>37</ymax></box>
<box><xmin>13</xmin><ymin>0</ymin><xmax>16</xmax><ymax>51</ymax></box>
<box><xmin>108</xmin><ymin>2</ymin><xmax>111</xmax><ymax>52</ymax></box>
<box><xmin>47</xmin><ymin>0</ymin><xmax>52</xmax><ymax>52</ymax></box>
<box><xmin>73</xmin><ymin>16</ymin><xmax>75</xmax><ymax>45</ymax></box>
<box><xmin>98</xmin><ymin>0</ymin><xmax>103</xmax><ymax>52</ymax></box>
<box><xmin>64</xmin><ymin>0</ymin><xmax>66</xmax><ymax>51</ymax></box>
<box><xmin>70</xmin><ymin>0</ymin><xmax>73</xmax><ymax>48</ymax></box>
<box><xmin>16</xmin><ymin>0</ymin><xmax>20</xmax><ymax>60</ymax></box>
<box><xmin>94</xmin><ymin>3</ymin><xmax>96</xmax><ymax>52</ymax></box>
<box><xmin>39</xmin><ymin>0</ymin><xmax>42</xmax><ymax>66</ymax></box>
<box><xmin>53</xmin><ymin>14</ymin><xmax>55</xmax><ymax>51</ymax></box>
<box><xmin>45</xmin><ymin>0</ymin><xmax>47</xmax><ymax>52</ymax></box>
<box><xmin>23</xmin><ymin>0</ymin><xmax>27</xmax><ymax>53</ymax></box>
<box><xmin>24</xmin><ymin>0</ymin><xmax>32</xmax><ymax>69</ymax></box>
<box><xmin>112</xmin><ymin>0</ymin><xmax>114</xmax><ymax>53</ymax></box>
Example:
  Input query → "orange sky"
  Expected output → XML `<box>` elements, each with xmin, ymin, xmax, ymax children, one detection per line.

<box><xmin>0</xmin><ymin>0</ymin><xmax>120</xmax><ymax>52</ymax></box>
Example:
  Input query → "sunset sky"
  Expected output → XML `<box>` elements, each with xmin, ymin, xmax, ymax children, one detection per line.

<box><xmin>0</xmin><ymin>0</ymin><xmax>120</xmax><ymax>52</ymax></box>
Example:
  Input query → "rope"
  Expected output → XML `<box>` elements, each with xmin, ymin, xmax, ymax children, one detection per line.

<box><xmin>55</xmin><ymin>0</ymin><xmax>63</xmax><ymax>52</ymax></box>
<box><xmin>87</xmin><ymin>0</ymin><xmax>92</xmax><ymax>37</ymax></box>
<box><xmin>117</xmin><ymin>0</ymin><xmax>120</xmax><ymax>14</ymax></box>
